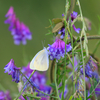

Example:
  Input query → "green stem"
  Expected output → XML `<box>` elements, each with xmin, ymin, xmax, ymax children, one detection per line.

<box><xmin>66</xmin><ymin>11</ymin><xmax>75</xmax><ymax>100</ymax></box>
<box><xmin>55</xmin><ymin>62</ymin><xmax>61</xmax><ymax>100</ymax></box>
<box><xmin>89</xmin><ymin>78</ymin><xmax>97</xmax><ymax>99</ymax></box>
<box><xmin>89</xmin><ymin>80</ymin><xmax>100</xmax><ymax>98</ymax></box>
<box><xmin>20</xmin><ymin>70</ymin><xmax>58</xmax><ymax>99</ymax></box>
<box><xmin>80</xmin><ymin>38</ymin><xmax>86</xmax><ymax>100</ymax></box>
<box><xmin>61</xmin><ymin>0</ymin><xmax>69</xmax><ymax>99</ymax></box>
<box><xmin>77</xmin><ymin>0</ymin><xmax>88</xmax><ymax>56</ymax></box>
<box><xmin>15</xmin><ymin>70</ymin><xmax>35</xmax><ymax>100</ymax></box>
<box><xmin>92</xmin><ymin>40</ymin><xmax>100</xmax><ymax>55</ymax></box>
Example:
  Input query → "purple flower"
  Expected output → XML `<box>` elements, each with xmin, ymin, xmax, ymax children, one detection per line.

<box><xmin>72</xmin><ymin>25</ymin><xmax>81</xmax><ymax>34</ymax></box>
<box><xmin>36</xmin><ymin>84</ymin><xmax>51</xmax><ymax>100</ymax></box>
<box><xmin>71</xmin><ymin>11</ymin><xmax>78</xmax><ymax>21</ymax></box>
<box><xmin>21</xmin><ymin>64</ymin><xmax>52</xmax><ymax>99</ymax></box>
<box><xmin>58</xmin><ymin>28</ymin><xmax>65</xmax><ymax>39</ymax></box>
<box><xmin>71</xmin><ymin>11</ymin><xmax>81</xmax><ymax>33</ymax></box>
<box><xmin>59</xmin><ymin>84</ymin><xmax>68</xmax><ymax>98</ymax></box>
<box><xmin>62</xmin><ymin>14</ymin><xmax>64</xmax><ymax>17</ymax></box>
<box><xmin>4</xmin><ymin>59</ymin><xmax>21</xmax><ymax>83</ymax></box>
<box><xmin>5</xmin><ymin>6</ymin><xmax>32</xmax><ymax>45</ymax></box>
<box><xmin>21</xmin><ymin>64</ymin><xmax>47</xmax><ymax>90</ymax></box>
<box><xmin>80</xmin><ymin>56</ymin><xmax>98</xmax><ymax>79</ymax></box>
<box><xmin>5</xmin><ymin>7</ymin><xmax>14</xmax><ymax>17</ymax></box>
<box><xmin>47</xmin><ymin>39</ymin><xmax>72</xmax><ymax>61</ymax></box>
<box><xmin>68</xmin><ymin>56</ymin><xmax>78</xmax><ymax>71</ymax></box>
<box><xmin>0</xmin><ymin>91</ymin><xmax>11</xmax><ymax>100</ymax></box>
<box><xmin>95</xmin><ymin>84</ymin><xmax>100</xmax><ymax>95</ymax></box>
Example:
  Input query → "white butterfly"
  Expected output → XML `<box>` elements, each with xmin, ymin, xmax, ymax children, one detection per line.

<box><xmin>30</xmin><ymin>47</ymin><xmax>49</xmax><ymax>71</ymax></box>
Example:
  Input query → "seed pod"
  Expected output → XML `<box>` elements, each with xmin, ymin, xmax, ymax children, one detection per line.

<box><xmin>52</xmin><ymin>22</ymin><xmax>64</xmax><ymax>33</ymax></box>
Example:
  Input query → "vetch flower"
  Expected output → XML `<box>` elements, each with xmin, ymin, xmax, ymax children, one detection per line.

<box><xmin>47</xmin><ymin>39</ymin><xmax>72</xmax><ymax>61</ymax></box>
<box><xmin>62</xmin><ymin>14</ymin><xmax>64</xmax><ymax>17</ymax></box>
<box><xmin>59</xmin><ymin>84</ymin><xmax>68</xmax><ymax>99</ymax></box>
<box><xmin>95</xmin><ymin>84</ymin><xmax>100</xmax><ymax>96</ymax></box>
<box><xmin>80</xmin><ymin>64</ymin><xmax>93</xmax><ymax>78</ymax></box>
<box><xmin>4</xmin><ymin>6</ymin><xmax>32</xmax><ymax>45</ymax></box>
<box><xmin>0</xmin><ymin>91</ymin><xmax>11</xmax><ymax>100</ymax></box>
<box><xmin>80</xmin><ymin>56</ymin><xmax>98</xmax><ymax>78</ymax></box>
<box><xmin>71</xmin><ymin>11</ymin><xmax>81</xmax><ymax>33</ymax></box>
<box><xmin>36</xmin><ymin>84</ymin><xmax>51</xmax><ymax>99</ymax></box>
<box><xmin>58</xmin><ymin>28</ymin><xmax>65</xmax><ymax>39</ymax></box>
<box><xmin>4</xmin><ymin>59</ymin><xmax>21</xmax><ymax>83</ymax></box>
<box><xmin>71</xmin><ymin>11</ymin><xmax>78</xmax><ymax>21</ymax></box>
<box><xmin>21</xmin><ymin>64</ymin><xmax>47</xmax><ymax>90</ymax></box>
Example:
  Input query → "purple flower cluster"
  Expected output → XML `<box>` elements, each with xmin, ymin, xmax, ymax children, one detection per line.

<box><xmin>21</xmin><ymin>64</ymin><xmax>51</xmax><ymax>99</ymax></box>
<box><xmin>71</xmin><ymin>11</ymin><xmax>81</xmax><ymax>34</ymax></box>
<box><xmin>0</xmin><ymin>91</ymin><xmax>11</xmax><ymax>100</ymax></box>
<box><xmin>4</xmin><ymin>59</ymin><xmax>20</xmax><ymax>83</ymax></box>
<box><xmin>58</xmin><ymin>28</ymin><xmax>65</xmax><ymax>39</ymax></box>
<box><xmin>80</xmin><ymin>57</ymin><xmax>99</xmax><ymax>80</ymax></box>
<box><xmin>47</xmin><ymin>39</ymin><xmax>72</xmax><ymax>61</ymax></box>
<box><xmin>4</xmin><ymin>7</ymin><xmax>32</xmax><ymax>45</ymax></box>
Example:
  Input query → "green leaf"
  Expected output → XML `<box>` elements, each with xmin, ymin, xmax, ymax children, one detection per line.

<box><xmin>23</xmin><ymin>93</ymin><xmax>41</xmax><ymax>100</ymax></box>
<box><xmin>69</xmin><ymin>95</ymin><xmax>73</xmax><ymax>100</ymax></box>
<box><xmin>45</xmin><ymin>30</ymin><xmax>53</xmax><ymax>35</ymax></box>
<box><xmin>49</xmin><ymin>83</ymin><xmax>56</xmax><ymax>90</ymax></box>
<box><xmin>65</xmin><ymin>68</ymin><xmax>72</xmax><ymax>73</ymax></box>
<box><xmin>52</xmin><ymin>22</ymin><xmax>64</xmax><ymax>33</ymax></box>
<box><xmin>90</xmin><ymin>86</ymin><xmax>94</xmax><ymax>94</ymax></box>
<box><xmin>94</xmin><ymin>79</ymin><xmax>98</xmax><ymax>88</ymax></box>
<box><xmin>52</xmin><ymin>18</ymin><xmax>63</xmax><ymax>24</ymax></box>
<box><xmin>79</xmin><ymin>95</ymin><xmax>82</xmax><ymax>100</ymax></box>
<box><xmin>58</xmin><ymin>85</ymin><xmax>63</xmax><ymax>91</ymax></box>
<box><xmin>87</xmin><ymin>94</ymin><xmax>93</xmax><ymax>100</ymax></box>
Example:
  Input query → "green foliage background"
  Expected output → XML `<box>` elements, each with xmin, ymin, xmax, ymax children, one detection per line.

<box><xmin>0</xmin><ymin>0</ymin><xmax>100</xmax><ymax>96</ymax></box>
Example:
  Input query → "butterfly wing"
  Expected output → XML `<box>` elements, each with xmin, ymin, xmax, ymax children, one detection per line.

<box><xmin>30</xmin><ymin>48</ymin><xmax>49</xmax><ymax>71</ymax></box>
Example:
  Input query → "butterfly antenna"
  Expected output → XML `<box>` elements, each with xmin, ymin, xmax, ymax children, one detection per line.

<box><xmin>42</xmin><ymin>40</ymin><xmax>45</xmax><ymax>48</ymax></box>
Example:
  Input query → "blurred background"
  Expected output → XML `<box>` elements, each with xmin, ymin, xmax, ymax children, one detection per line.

<box><xmin>0</xmin><ymin>0</ymin><xmax>100</xmax><ymax>97</ymax></box>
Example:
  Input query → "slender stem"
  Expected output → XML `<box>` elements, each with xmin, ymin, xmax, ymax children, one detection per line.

<box><xmin>77</xmin><ymin>0</ymin><xmax>88</xmax><ymax>56</ymax></box>
<box><xmin>68</xmin><ymin>35</ymin><xmax>100</xmax><ymax>44</ymax></box>
<box><xmin>80</xmin><ymin>38</ymin><xmax>86</xmax><ymax>100</ymax></box>
<box><xmin>92</xmin><ymin>40</ymin><xmax>100</xmax><ymax>55</ymax></box>
<box><xmin>55</xmin><ymin>62</ymin><xmax>61</xmax><ymax>100</ymax></box>
<box><xmin>89</xmin><ymin>80</ymin><xmax>100</xmax><ymax>97</ymax></box>
<box><xmin>67</xmin><ymin>0</ymin><xmax>76</xmax><ymax>19</ymax></box>
<box><xmin>15</xmin><ymin>70</ymin><xmax>35</xmax><ymax>100</ymax></box>
<box><xmin>87</xmin><ymin>35</ymin><xmax>100</xmax><ymax>40</ymax></box>
<box><xmin>20</xmin><ymin>71</ymin><xmax>58</xmax><ymax>99</ymax></box>
<box><xmin>67</xmin><ymin>53</ymin><xmax>74</xmax><ymax>66</ymax></box>
<box><xmin>61</xmin><ymin>0</ymin><xmax>69</xmax><ymax>99</ymax></box>
<box><xmin>89</xmin><ymin>78</ymin><xmax>97</xmax><ymax>99</ymax></box>
<box><xmin>66</xmin><ymin>12</ymin><xmax>75</xmax><ymax>100</ymax></box>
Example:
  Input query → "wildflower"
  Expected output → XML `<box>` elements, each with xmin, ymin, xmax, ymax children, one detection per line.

<box><xmin>80</xmin><ymin>64</ymin><xmax>93</xmax><ymax>78</ymax></box>
<box><xmin>47</xmin><ymin>39</ymin><xmax>72</xmax><ymax>61</ymax></box>
<box><xmin>62</xmin><ymin>14</ymin><xmax>64</xmax><ymax>17</ymax></box>
<box><xmin>71</xmin><ymin>11</ymin><xmax>81</xmax><ymax>33</ymax></box>
<box><xmin>59</xmin><ymin>84</ymin><xmax>68</xmax><ymax>98</ymax></box>
<box><xmin>21</xmin><ymin>64</ymin><xmax>46</xmax><ymax>90</ymax></box>
<box><xmin>80</xmin><ymin>56</ymin><xmax>98</xmax><ymax>78</ymax></box>
<box><xmin>95</xmin><ymin>84</ymin><xmax>100</xmax><ymax>96</ymax></box>
<box><xmin>4</xmin><ymin>59</ymin><xmax>21</xmax><ymax>83</ymax></box>
<box><xmin>36</xmin><ymin>84</ymin><xmax>51</xmax><ymax>99</ymax></box>
<box><xmin>71</xmin><ymin>11</ymin><xmax>78</xmax><ymax>21</ymax></box>
<box><xmin>68</xmin><ymin>56</ymin><xmax>78</xmax><ymax>71</ymax></box>
<box><xmin>58</xmin><ymin>28</ymin><xmax>65</xmax><ymax>39</ymax></box>
<box><xmin>4</xmin><ymin>6</ymin><xmax>32</xmax><ymax>45</ymax></box>
<box><xmin>0</xmin><ymin>91</ymin><xmax>11</xmax><ymax>100</ymax></box>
